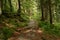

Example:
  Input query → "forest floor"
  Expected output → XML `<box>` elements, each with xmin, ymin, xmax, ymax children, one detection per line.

<box><xmin>8</xmin><ymin>19</ymin><xmax>60</xmax><ymax>40</ymax></box>
<box><xmin>8</xmin><ymin>27</ymin><xmax>60</xmax><ymax>40</ymax></box>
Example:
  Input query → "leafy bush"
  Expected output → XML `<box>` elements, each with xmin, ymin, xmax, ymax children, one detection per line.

<box><xmin>39</xmin><ymin>21</ymin><xmax>60</xmax><ymax>37</ymax></box>
<box><xmin>2</xmin><ymin>27</ymin><xmax>14</xmax><ymax>40</ymax></box>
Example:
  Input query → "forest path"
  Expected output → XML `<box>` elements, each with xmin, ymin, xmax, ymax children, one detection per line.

<box><xmin>27</xmin><ymin>18</ymin><xmax>38</xmax><ymax>29</ymax></box>
<box><xmin>8</xmin><ymin>19</ymin><xmax>60</xmax><ymax>40</ymax></box>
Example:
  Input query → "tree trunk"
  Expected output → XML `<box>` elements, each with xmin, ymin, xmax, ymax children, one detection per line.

<box><xmin>48</xmin><ymin>0</ymin><xmax>53</xmax><ymax>24</ymax></box>
<box><xmin>18</xmin><ymin>0</ymin><xmax>21</xmax><ymax>13</ymax></box>
<box><xmin>40</xmin><ymin>0</ymin><xmax>49</xmax><ymax>22</ymax></box>
<box><xmin>40</xmin><ymin>0</ymin><xmax>45</xmax><ymax>21</ymax></box>
<box><xmin>8</xmin><ymin>0</ymin><xmax>13</xmax><ymax>13</ymax></box>
<box><xmin>0</xmin><ymin>0</ymin><xmax>3</xmax><ymax>14</ymax></box>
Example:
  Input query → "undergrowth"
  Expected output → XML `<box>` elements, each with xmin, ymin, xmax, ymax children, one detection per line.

<box><xmin>39</xmin><ymin>21</ymin><xmax>60</xmax><ymax>37</ymax></box>
<box><xmin>0</xmin><ymin>15</ymin><xmax>29</xmax><ymax>40</ymax></box>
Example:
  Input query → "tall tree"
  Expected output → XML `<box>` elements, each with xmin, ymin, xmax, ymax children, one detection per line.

<box><xmin>8</xmin><ymin>0</ymin><xmax>13</xmax><ymax>13</ymax></box>
<box><xmin>48</xmin><ymin>0</ymin><xmax>53</xmax><ymax>24</ymax></box>
<box><xmin>40</xmin><ymin>0</ymin><xmax>49</xmax><ymax>22</ymax></box>
<box><xmin>0</xmin><ymin>0</ymin><xmax>3</xmax><ymax>14</ymax></box>
<box><xmin>40</xmin><ymin>0</ymin><xmax>45</xmax><ymax>21</ymax></box>
<box><xmin>18</xmin><ymin>0</ymin><xmax>21</xmax><ymax>13</ymax></box>
<box><xmin>55</xmin><ymin>0</ymin><xmax>60</xmax><ymax>22</ymax></box>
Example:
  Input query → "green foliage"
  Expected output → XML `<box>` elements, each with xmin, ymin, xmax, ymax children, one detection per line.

<box><xmin>0</xmin><ymin>15</ymin><xmax>28</xmax><ymax>28</ymax></box>
<box><xmin>1</xmin><ymin>0</ymin><xmax>60</xmax><ymax>39</ymax></box>
<box><xmin>2</xmin><ymin>27</ymin><xmax>13</xmax><ymax>38</ymax></box>
<box><xmin>0</xmin><ymin>27</ymin><xmax>14</xmax><ymax>40</ymax></box>
<box><xmin>39</xmin><ymin>21</ymin><xmax>60</xmax><ymax>37</ymax></box>
<box><xmin>2</xmin><ymin>0</ymin><xmax>18</xmax><ymax>15</ymax></box>
<box><xmin>0</xmin><ymin>30</ymin><xmax>4</xmax><ymax>40</ymax></box>
<box><xmin>2</xmin><ymin>0</ymin><xmax>10</xmax><ymax>12</ymax></box>
<box><xmin>8</xmin><ymin>18</ymin><xmax>28</xmax><ymax>27</ymax></box>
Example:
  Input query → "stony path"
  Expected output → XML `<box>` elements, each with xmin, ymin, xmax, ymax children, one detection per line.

<box><xmin>8</xmin><ymin>19</ymin><xmax>60</xmax><ymax>40</ymax></box>
<box><xmin>8</xmin><ymin>28</ymin><xmax>60</xmax><ymax>40</ymax></box>
<box><xmin>28</xmin><ymin>19</ymin><xmax>38</xmax><ymax>28</ymax></box>
<box><xmin>8</xmin><ymin>28</ymin><xmax>43</xmax><ymax>40</ymax></box>
<box><xmin>8</xmin><ymin>19</ymin><xmax>41</xmax><ymax>40</ymax></box>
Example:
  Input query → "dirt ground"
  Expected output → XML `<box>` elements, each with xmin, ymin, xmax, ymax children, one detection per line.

<box><xmin>8</xmin><ymin>19</ymin><xmax>60</xmax><ymax>40</ymax></box>
<box><xmin>8</xmin><ymin>28</ymin><xmax>60</xmax><ymax>40</ymax></box>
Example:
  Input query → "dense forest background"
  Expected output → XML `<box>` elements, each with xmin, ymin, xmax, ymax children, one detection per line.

<box><xmin>0</xmin><ymin>0</ymin><xmax>60</xmax><ymax>40</ymax></box>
